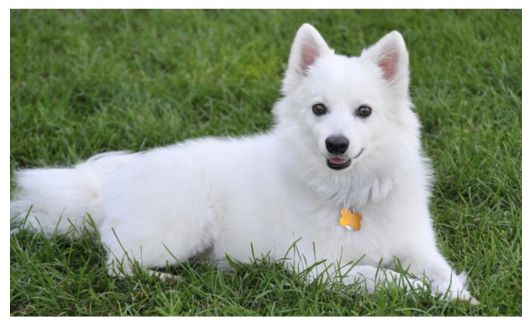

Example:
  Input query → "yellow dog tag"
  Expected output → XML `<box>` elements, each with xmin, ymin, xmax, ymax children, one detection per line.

<box><xmin>339</xmin><ymin>208</ymin><xmax>362</xmax><ymax>231</ymax></box>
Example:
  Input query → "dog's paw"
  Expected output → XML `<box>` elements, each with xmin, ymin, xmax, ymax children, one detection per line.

<box><xmin>453</xmin><ymin>289</ymin><xmax>480</xmax><ymax>305</ymax></box>
<box><xmin>434</xmin><ymin>272</ymin><xmax>478</xmax><ymax>305</ymax></box>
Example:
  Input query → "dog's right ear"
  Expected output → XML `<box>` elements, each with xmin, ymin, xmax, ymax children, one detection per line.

<box><xmin>282</xmin><ymin>24</ymin><xmax>331</xmax><ymax>94</ymax></box>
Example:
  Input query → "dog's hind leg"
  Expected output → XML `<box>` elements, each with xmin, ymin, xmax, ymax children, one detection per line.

<box><xmin>95</xmin><ymin>151</ymin><xmax>221</xmax><ymax>278</ymax></box>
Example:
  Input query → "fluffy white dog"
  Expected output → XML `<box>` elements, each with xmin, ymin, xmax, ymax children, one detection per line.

<box><xmin>11</xmin><ymin>24</ymin><xmax>476</xmax><ymax>303</ymax></box>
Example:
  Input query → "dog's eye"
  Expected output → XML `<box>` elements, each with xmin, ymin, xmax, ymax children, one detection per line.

<box><xmin>312</xmin><ymin>103</ymin><xmax>328</xmax><ymax>116</ymax></box>
<box><xmin>355</xmin><ymin>105</ymin><xmax>372</xmax><ymax>118</ymax></box>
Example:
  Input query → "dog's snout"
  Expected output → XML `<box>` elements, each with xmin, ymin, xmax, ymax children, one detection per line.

<box><xmin>325</xmin><ymin>136</ymin><xmax>349</xmax><ymax>154</ymax></box>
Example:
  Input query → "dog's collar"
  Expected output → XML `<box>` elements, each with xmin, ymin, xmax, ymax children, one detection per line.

<box><xmin>339</xmin><ymin>208</ymin><xmax>362</xmax><ymax>231</ymax></box>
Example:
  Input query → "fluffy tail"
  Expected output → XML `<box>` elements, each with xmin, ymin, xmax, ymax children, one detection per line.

<box><xmin>11</xmin><ymin>151</ymin><xmax>133</xmax><ymax>236</ymax></box>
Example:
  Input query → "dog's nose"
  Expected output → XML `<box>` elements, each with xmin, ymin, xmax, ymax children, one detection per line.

<box><xmin>325</xmin><ymin>136</ymin><xmax>349</xmax><ymax>154</ymax></box>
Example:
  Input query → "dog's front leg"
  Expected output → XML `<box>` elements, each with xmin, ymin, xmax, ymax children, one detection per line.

<box><xmin>341</xmin><ymin>265</ymin><xmax>430</xmax><ymax>293</ymax></box>
<box><xmin>397</xmin><ymin>246</ymin><xmax>478</xmax><ymax>304</ymax></box>
<box><xmin>284</xmin><ymin>250</ymin><xmax>426</xmax><ymax>294</ymax></box>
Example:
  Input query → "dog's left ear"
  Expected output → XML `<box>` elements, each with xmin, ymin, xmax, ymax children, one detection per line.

<box><xmin>362</xmin><ymin>31</ymin><xmax>409</xmax><ymax>95</ymax></box>
<box><xmin>282</xmin><ymin>24</ymin><xmax>331</xmax><ymax>94</ymax></box>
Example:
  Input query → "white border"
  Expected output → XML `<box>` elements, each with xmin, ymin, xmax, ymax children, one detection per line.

<box><xmin>3</xmin><ymin>0</ymin><xmax>526</xmax><ymax>321</ymax></box>
<box><xmin>521</xmin><ymin>4</ymin><xmax>527</xmax><ymax>321</ymax></box>
<box><xmin>5</xmin><ymin>0</ymin><xmax>528</xmax><ymax>9</ymax></box>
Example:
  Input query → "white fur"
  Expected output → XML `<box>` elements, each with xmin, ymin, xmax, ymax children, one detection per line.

<box><xmin>11</xmin><ymin>24</ymin><xmax>476</xmax><ymax>303</ymax></box>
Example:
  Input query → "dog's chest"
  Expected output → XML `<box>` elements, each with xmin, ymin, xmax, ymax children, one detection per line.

<box><xmin>286</xmin><ymin>203</ymin><xmax>397</xmax><ymax>264</ymax></box>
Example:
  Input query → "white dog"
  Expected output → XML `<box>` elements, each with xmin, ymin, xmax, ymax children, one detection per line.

<box><xmin>11</xmin><ymin>24</ymin><xmax>476</xmax><ymax>303</ymax></box>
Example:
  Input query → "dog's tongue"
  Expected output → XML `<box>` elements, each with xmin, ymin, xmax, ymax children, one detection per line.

<box><xmin>330</xmin><ymin>157</ymin><xmax>347</xmax><ymax>164</ymax></box>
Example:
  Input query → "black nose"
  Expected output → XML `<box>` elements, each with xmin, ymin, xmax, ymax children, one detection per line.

<box><xmin>325</xmin><ymin>136</ymin><xmax>349</xmax><ymax>154</ymax></box>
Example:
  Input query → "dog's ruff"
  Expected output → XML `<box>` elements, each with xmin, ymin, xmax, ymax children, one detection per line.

<box><xmin>11</xmin><ymin>24</ymin><xmax>477</xmax><ymax>303</ymax></box>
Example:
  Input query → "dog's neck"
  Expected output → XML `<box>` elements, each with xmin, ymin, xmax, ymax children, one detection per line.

<box><xmin>302</xmin><ymin>163</ymin><xmax>403</xmax><ymax>209</ymax></box>
<box><xmin>274</xmin><ymin>137</ymin><xmax>405</xmax><ymax>210</ymax></box>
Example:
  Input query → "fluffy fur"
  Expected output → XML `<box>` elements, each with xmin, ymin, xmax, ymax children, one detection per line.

<box><xmin>11</xmin><ymin>24</ymin><xmax>476</xmax><ymax>303</ymax></box>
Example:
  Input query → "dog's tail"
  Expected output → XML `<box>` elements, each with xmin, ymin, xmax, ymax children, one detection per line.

<box><xmin>10</xmin><ymin>151</ymin><xmax>133</xmax><ymax>236</ymax></box>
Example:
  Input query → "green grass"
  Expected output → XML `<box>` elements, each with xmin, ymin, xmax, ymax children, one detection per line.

<box><xmin>10</xmin><ymin>10</ymin><xmax>521</xmax><ymax>316</ymax></box>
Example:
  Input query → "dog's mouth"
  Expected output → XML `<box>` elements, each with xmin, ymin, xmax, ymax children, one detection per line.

<box><xmin>326</xmin><ymin>148</ymin><xmax>364</xmax><ymax>170</ymax></box>
<box><xmin>327</xmin><ymin>157</ymin><xmax>351</xmax><ymax>170</ymax></box>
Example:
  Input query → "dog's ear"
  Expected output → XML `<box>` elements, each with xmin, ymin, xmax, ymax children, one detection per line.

<box><xmin>282</xmin><ymin>24</ymin><xmax>331</xmax><ymax>94</ymax></box>
<box><xmin>362</xmin><ymin>31</ymin><xmax>409</xmax><ymax>95</ymax></box>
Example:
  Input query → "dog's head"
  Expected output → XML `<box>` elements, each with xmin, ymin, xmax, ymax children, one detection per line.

<box><xmin>274</xmin><ymin>24</ymin><xmax>420</xmax><ymax>173</ymax></box>
<box><xmin>273</xmin><ymin>24</ymin><xmax>423</xmax><ymax>204</ymax></box>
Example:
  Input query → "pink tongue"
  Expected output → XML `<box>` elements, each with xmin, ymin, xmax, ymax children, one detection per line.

<box><xmin>330</xmin><ymin>158</ymin><xmax>347</xmax><ymax>164</ymax></box>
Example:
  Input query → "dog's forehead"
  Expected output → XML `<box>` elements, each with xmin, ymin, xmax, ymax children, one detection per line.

<box><xmin>305</xmin><ymin>55</ymin><xmax>382</xmax><ymax>104</ymax></box>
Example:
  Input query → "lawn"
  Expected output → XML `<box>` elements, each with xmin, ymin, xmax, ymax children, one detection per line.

<box><xmin>10</xmin><ymin>10</ymin><xmax>521</xmax><ymax>316</ymax></box>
